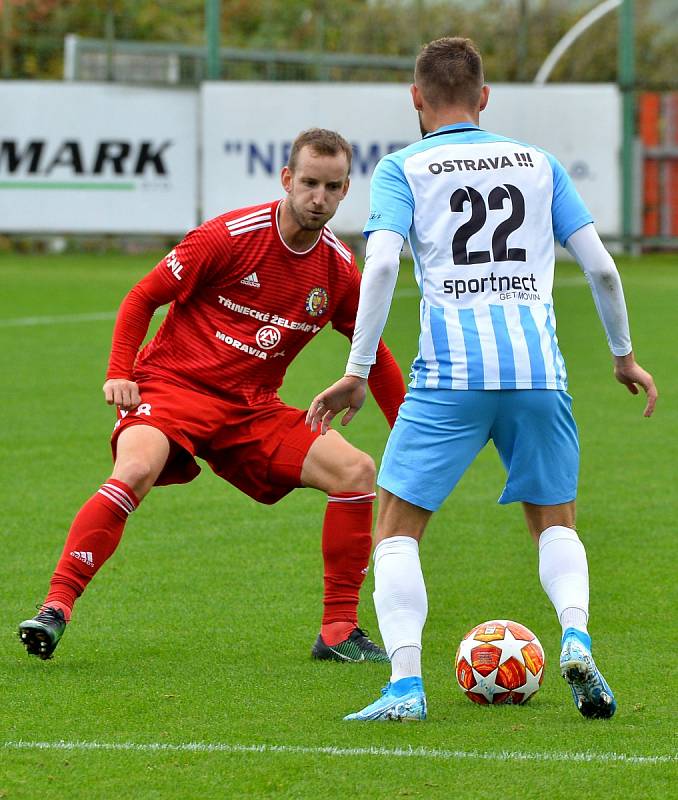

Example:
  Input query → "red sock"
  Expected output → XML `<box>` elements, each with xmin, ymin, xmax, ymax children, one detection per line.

<box><xmin>320</xmin><ymin>492</ymin><xmax>375</xmax><ymax>645</ymax></box>
<box><xmin>44</xmin><ymin>479</ymin><xmax>139</xmax><ymax>620</ymax></box>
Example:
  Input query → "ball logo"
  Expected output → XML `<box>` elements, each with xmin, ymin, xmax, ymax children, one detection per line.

<box><xmin>255</xmin><ymin>325</ymin><xmax>281</xmax><ymax>350</ymax></box>
<box><xmin>305</xmin><ymin>287</ymin><xmax>329</xmax><ymax>317</ymax></box>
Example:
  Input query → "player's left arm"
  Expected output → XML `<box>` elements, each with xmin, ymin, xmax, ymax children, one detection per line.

<box><xmin>308</xmin><ymin>229</ymin><xmax>404</xmax><ymax>433</ymax></box>
<box><xmin>564</xmin><ymin>223</ymin><xmax>657</xmax><ymax>417</ymax></box>
<box><xmin>367</xmin><ymin>342</ymin><xmax>406</xmax><ymax>428</ymax></box>
<box><xmin>549</xmin><ymin>153</ymin><xmax>657</xmax><ymax>418</ymax></box>
<box><xmin>330</xmin><ymin>326</ymin><xmax>405</xmax><ymax>429</ymax></box>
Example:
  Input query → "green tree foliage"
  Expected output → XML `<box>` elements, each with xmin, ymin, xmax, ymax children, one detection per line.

<box><xmin>2</xmin><ymin>0</ymin><xmax>675</xmax><ymax>86</ymax></box>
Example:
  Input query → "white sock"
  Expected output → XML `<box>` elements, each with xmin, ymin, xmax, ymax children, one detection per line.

<box><xmin>373</xmin><ymin>536</ymin><xmax>427</xmax><ymax>681</ymax></box>
<box><xmin>560</xmin><ymin>607</ymin><xmax>588</xmax><ymax>632</ymax></box>
<box><xmin>538</xmin><ymin>526</ymin><xmax>589</xmax><ymax>634</ymax></box>
<box><xmin>391</xmin><ymin>646</ymin><xmax>422</xmax><ymax>682</ymax></box>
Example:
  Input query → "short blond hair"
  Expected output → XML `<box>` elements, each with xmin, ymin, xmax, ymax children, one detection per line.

<box><xmin>288</xmin><ymin>128</ymin><xmax>352</xmax><ymax>174</ymax></box>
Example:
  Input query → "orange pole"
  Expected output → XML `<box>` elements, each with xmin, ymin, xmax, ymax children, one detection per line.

<box><xmin>638</xmin><ymin>93</ymin><xmax>660</xmax><ymax>237</ymax></box>
<box><xmin>667</xmin><ymin>93</ymin><xmax>678</xmax><ymax>237</ymax></box>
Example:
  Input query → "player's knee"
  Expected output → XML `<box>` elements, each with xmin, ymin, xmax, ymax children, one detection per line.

<box><xmin>112</xmin><ymin>458</ymin><xmax>157</xmax><ymax>499</ymax></box>
<box><xmin>336</xmin><ymin>450</ymin><xmax>376</xmax><ymax>493</ymax></box>
<box><xmin>523</xmin><ymin>501</ymin><xmax>576</xmax><ymax>544</ymax></box>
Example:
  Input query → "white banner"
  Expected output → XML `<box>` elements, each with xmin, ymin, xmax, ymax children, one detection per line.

<box><xmin>201</xmin><ymin>82</ymin><xmax>620</xmax><ymax>236</ymax></box>
<box><xmin>0</xmin><ymin>82</ymin><xmax>197</xmax><ymax>233</ymax></box>
<box><xmin>0</xmin><ymin>81</ymin><xmax>620</xmax><ymax>237</ymax></box>
<box><xmin>480</xmin><ymin>84</ymin><xmax>621</xmax><ymax>236</ymax></box>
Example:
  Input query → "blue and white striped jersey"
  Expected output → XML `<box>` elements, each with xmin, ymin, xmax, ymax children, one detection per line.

<box><xmin>364</xmin><ymin>123</ymin><xmax>593</xmax><ymax>390</ymax></box>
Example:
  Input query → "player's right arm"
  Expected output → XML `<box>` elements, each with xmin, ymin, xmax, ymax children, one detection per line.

<box><xmin>307</xmin><ymin>229</ymin><xmax>405</xmax><ymax>433</ymax></box>
<box><xmin>564</xmin><ymin>223</ymin><xmax>657</xmax><ymax>417</ymax></box>
<box><xmin>104</xmin><ymin>220</ymin><xmax>232</xmax><ymax>410</ymax></box>
<box><xmin>103</xmin><ymin>268</ymin><xmax>177</xmax><ymax>410</ymax></box>
<box><xmin>307</xmin><ymin>156</ymin><xmax>412</xmax><ymax>434</ymax></box>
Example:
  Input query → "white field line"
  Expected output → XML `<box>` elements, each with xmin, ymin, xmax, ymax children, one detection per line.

<box><xmin>0</xmin><ymin>281</ymin><xmax>587</xmax><ymax>328</ymax></box>
<box><xmin>0</xmin><ymin>308</ymin><xmax>167</xmax><ymax>328</ymax></box>
<box><xmin>1</xmin><ymin>740</ymin><xmax>675</xmax><ymax>765</ymax></box>
<box><xmin>0</xmin><ymin>310</ymin><xmax>118</xmax><ymax>327</ymax></box>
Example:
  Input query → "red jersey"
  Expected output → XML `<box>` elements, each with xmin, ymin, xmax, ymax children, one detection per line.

<box><xmin>119</xmin><ymin>201</ymin><xmax>368</xmax><ymax>404</ymax></box>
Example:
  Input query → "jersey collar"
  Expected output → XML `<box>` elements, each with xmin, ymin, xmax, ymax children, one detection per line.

<box><xmin>424</xmin><ymin>123</ymin><xmax>481</xmax><ymax>140</ymax></box>
<box><xmin>273</xmin><ymin>198</ymin><xmax>324</xmax><ymax>257</ymax></box>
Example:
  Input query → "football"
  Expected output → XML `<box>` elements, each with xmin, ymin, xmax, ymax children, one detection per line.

<box><xmin>455</xmin><ymin>620</ymin><xmax>545</xmax><ymax>705</ymax></box>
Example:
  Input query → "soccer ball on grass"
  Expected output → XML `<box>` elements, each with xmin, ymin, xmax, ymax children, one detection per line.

<box><xmin>455</xmin><ymin>619</ymin><xmax>545</xmax><ymax>705</ymax></box>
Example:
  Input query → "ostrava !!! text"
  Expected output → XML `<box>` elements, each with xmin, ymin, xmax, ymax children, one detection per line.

<box><xmin>428</xmin><ymin>152</ymin><xmax>534</xmax><ymax>174</ymax></box>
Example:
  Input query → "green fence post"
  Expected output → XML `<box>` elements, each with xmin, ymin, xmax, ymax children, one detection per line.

<box><xmin>1</xmin><ymin>0</ymin><xmax>12</xmax><ymax>78</ymax></box>
<box><xmin>206</xmin><ymin>0</ymin><xmax>221</xmax><ymax>80</ymax></box>
<box><xmin>619</xmin><ymin>0</ymin><xmax>635</xmax><ymax>253</ymax></box>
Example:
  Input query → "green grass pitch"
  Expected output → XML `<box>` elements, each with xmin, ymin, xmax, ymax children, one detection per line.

<box><xmin>0</xmin><ymin>251</ymin><xmax>676</xmax><ymax>798</ymax></box>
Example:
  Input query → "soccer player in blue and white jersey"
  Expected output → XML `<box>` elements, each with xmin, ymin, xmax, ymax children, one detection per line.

<box><xmin>307</xmin><ymin>37</ymin><xmax>657</xmax><ymax>721</ymax></box>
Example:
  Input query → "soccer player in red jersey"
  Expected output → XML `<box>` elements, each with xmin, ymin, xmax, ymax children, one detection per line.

<box><xmin>18</xmin><ymin>128</ymin><xmax>406</xmax><ymax>663</ymax></box>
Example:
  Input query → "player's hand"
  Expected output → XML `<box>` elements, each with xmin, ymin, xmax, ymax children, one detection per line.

<box><xmin>103</xmin><ymin>378</ymin><xmax>141</xmax><ymax>411</ymax></box>
<box><xmin>306</xmin><ymin>375</ymin><xmax>368</xmax><ymax>435</ymax></box>
<box><xmin>613</xmin><ymin>353</ymin><xmax>658</xmax><ymax>417</ymax></box>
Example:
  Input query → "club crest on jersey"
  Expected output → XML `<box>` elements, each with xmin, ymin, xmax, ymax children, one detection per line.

<box><xmin>305</xmin><ymin>287</ymin><xmax>329</xmax><ymax>317</ymax></box>
<box><xmin>255</xmin><ymin>324</ymin><xmax>281</xmax><ymax>349</ymax></box>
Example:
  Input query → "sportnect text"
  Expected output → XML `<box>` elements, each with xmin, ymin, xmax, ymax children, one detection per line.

<box><xmin>443</xmin><ymin>272</ymin><xmax>539</xmax><ymax>300</ymax></box>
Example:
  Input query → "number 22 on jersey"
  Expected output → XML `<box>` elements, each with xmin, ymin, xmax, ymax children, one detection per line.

<box><xmin>450</xmin><ymin>183</ymin><xmax>527</xmax><ymax>265</ymax></box>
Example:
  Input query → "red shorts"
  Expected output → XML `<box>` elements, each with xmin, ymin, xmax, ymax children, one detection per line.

<box><xmin>110</xmin><ymin>379</ymin><xmax>321</xmax><ymax>504</ymax></box>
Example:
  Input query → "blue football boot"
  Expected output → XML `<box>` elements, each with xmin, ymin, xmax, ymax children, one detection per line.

<box><xmin>560</xmin><ymin>628</ymin><xmax>617</xmax><ymax>719</ymax></box>
<box><xmin>344</xmin><ymin>676</ymin><xmax>427</xmax><ymax>721</ymax></box>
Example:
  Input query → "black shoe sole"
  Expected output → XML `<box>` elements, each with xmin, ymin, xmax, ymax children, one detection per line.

<box><xmin>563</xmin><ymin>665</ymin><xmax>616</xmax><ymax>719</ymax></box>
<box><xmin>18</xmin><ymin>624</ymin><xmax>59</xmax><ymax>660</ymax></box>
<box><xmin>577</xmin><ymin>699</ymin><xmax>615</xmax><ymax>719</ymax></box>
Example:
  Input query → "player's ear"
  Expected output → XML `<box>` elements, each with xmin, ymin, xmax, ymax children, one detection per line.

<box><xmin>281</xmin><ymin>165</ymin><xmax>292</xmax><ymax>193</ymax></box>
<box><xmin>479</xmin><ymin>85</ymin><xmax>490</xmax><ymax>112</ymax></box>
<box><xmin>411</xmin><ymin>84</ymin><xmax>423</xmax><ymax>111</ymax></box>
<box><xmin>340</xmin><ymin>176</ymin><xmax>350</xmax><ymax>199</ymax></box>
